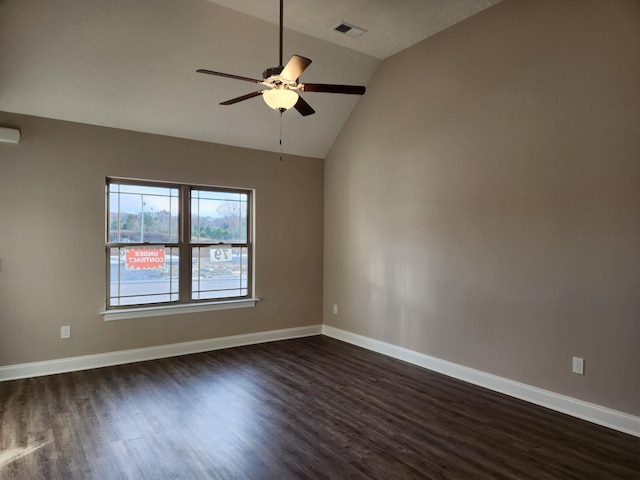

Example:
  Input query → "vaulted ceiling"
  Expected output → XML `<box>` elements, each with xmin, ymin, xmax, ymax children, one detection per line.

<box><xmin>0</xmin><ymin>0</ymin><xmax>502</xmax><ymax>158</ymax></box>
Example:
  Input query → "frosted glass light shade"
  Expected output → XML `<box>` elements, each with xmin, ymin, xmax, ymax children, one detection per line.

<box><xmin>263</xmin><ymin>88</ymin><xmax>299</xmax><ymax>110</ymax></box>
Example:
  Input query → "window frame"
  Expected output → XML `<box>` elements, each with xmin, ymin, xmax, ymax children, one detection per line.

<box><xmin>104</xmin><ymin>178</ymin><xmax>254</xmax><ymax>314</ymax></box>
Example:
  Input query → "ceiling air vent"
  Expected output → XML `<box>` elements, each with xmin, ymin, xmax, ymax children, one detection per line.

<box><xmin>334</xmin><ymin>22</ymin><xmax>366</xmax><ymax>38</ymax></box>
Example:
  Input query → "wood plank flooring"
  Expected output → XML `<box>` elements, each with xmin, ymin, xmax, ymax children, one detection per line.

<box><xmin>1</xmin><ymin>335</ymin><xmax>638</xmax><ymax>479</ymax></box>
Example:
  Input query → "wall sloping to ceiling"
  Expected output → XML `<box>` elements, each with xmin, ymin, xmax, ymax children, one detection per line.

<box><xmin>323</xmin><ymin>0</ymin><xmax>640</xmax><ymax>415</ymax></box>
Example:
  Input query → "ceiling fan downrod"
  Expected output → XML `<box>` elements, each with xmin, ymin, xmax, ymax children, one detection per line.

<box><xmin>279</xmin><ymin>0</ymin><xmax>284</xmax><ymax>68</ymax></box>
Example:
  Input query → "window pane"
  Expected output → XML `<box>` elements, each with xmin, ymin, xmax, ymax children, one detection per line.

<box><xmin>109</xmin><ymin>246</ymin><xmax>179</xmax><ymax>306</ymax></box>
<box><xmin>191</xmin><ymin>190</ymin><xmax>248</xmax><ymax>243</ymax></box>
<box><xmin>191</xmin><ymin>246</ymin><xmax>248</xmax><ymax>300</ymax></box>
<box><xmin>106</xmin><ymin>180</ymin><xmax>252</xmax><ymax>309</ymax></box>
<box><xmin>108</xmin><ymin>183</ymin><xmax>179</xmax><ymax>243</ymax></box>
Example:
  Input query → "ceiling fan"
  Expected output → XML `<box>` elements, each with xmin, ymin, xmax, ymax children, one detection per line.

<box><xmin>196</xmin><ymin>0</ymin><xmax>366</xmax><ymax>116</ymax></box>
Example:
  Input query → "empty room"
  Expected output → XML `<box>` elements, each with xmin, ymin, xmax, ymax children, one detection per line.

<box><xmin>1</xmin><ymin>0</ymin><xmax>638</xmax><ymax>478</ymax></box>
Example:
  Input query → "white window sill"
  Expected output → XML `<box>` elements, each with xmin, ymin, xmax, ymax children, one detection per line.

<box><xmin>100</xmin><ymin>298</ymin><xmax>259</xmax><ymax>321</ymax></box>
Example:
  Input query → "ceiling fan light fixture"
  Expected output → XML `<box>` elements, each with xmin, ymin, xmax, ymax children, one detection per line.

<box><xmin>196</xmin><ymin>0</ymin><xmax>365</xmax><ymax>116</ymax></box>
<box><xmin>262</xmin><ymin>87</ymin><xmax>299</xmax><ymax>111</ymax></box>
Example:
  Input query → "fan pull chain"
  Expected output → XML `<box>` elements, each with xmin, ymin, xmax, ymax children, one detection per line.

<box><xmin>279</xmin><ymin>110</ymin><xmax>284</xmax><ymax>161</ymax></box>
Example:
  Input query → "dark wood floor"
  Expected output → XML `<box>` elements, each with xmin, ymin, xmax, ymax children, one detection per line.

<box><xmin>1</xmin><ymin>336</ymin><xmax>638</xmax><ymax>479</ymax></box>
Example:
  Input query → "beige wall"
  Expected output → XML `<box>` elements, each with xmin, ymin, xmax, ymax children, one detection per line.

<box><xmin>324</xmin><ymin>0</ymin><xmax>640</xmax><ymax>415</ymax></box>
<box><xmin>0</xmin><ymin>113</ymin><xmax>324</xmax><ymax>366</ymax></box>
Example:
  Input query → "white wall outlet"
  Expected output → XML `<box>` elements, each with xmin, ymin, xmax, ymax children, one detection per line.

<box><xmin>333</xmin><ymin>304</ymin><xmax>338</xmax><ymax>314</ymax></box>
<box><xmin>61</xmin><ymin>325</ymin><xmax>71</xmax><ymax>339</ymax></box>
<box><xmin>572</xmin><ymin>356</ymin><xmax>584</xmax><ymax>375</ymax></box>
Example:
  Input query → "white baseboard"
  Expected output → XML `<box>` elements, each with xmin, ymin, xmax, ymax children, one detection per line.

<box><xmin>3</xmin><ymin>323</ymin><xmax>637</xmax><ymax>438</ymax></box>
<box><xmin>0</xmin><ymin>325</ymin><xmax>322</xmax><ymax>382</ymax></box>
<box><xmin>322</xmin><ymin>325</ymin><xmax>640</xmax><ymax>438</ymax></box>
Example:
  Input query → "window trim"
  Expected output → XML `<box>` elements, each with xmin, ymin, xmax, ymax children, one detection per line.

<box><xmin>105</xmin><ymin>178</ymin><xmax>255</xmax><ymax>313</ymax></box>
<box><xmin>100</xmin><ymin>298</ymin><xmax>259</xmax><ymax>321</ymax></box>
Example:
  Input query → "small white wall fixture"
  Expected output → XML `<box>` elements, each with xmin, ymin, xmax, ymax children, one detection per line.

<box><xmin>0</xmin><ymin>127</ymin><xmax>21</xmax><ymax>144</ymax></box>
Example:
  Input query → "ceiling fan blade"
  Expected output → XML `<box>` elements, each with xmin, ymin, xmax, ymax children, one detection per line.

<box><xmin>220</xmin><ymin>91</ymin><xmax>264</xmax><ymax>105</ymax></box>
<box><xmin>197</xmin><ymin>69</ymin><xmax>263</xmax><ymax>84</ymax></box>
<box><xmin>280</xmin><ymin>55</ymin><xmax>312</xmax><ymax>82</ymax></box>
<box><xmin>299</xmin><ymin>83</ymin><xmax>366</xmax><ymax>95</ymax></box>
<box><xmin>293</xmin><ymin>96</ymin><xmax>315</xmax><ymax>116</ymax></box>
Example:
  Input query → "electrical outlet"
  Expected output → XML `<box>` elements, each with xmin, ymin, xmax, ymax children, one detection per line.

<box><xmin>333</xmin><ymin>304</ymin><xmax>338</xmax><ymax>314</ymax></box>
<box><xmin>572</xmin><ymin>356</ymin><xmax>584</xmax><ymax>375</ymax></box>
<box><xmin>61</xmin><ymin>326</ymin><xmax>70</xmax><ymax>339</ymax></box>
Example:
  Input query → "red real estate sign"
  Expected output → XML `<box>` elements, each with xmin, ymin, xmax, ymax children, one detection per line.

<box><xmin>125</xmin><ymin>248</ymin><xmax>165</xmax><ymax>270</ymax></box>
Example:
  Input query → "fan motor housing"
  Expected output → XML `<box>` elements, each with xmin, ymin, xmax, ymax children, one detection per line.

<box><xmin>262</xmin><ymin>66</ymin><xmax>284</xmax><ymax>79</ymax></box>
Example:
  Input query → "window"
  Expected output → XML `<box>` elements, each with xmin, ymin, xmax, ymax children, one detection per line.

<box><xmin>106</xmin><ymin>179</ymin><xmax>252</xmax><ymax>311</ymax></box>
